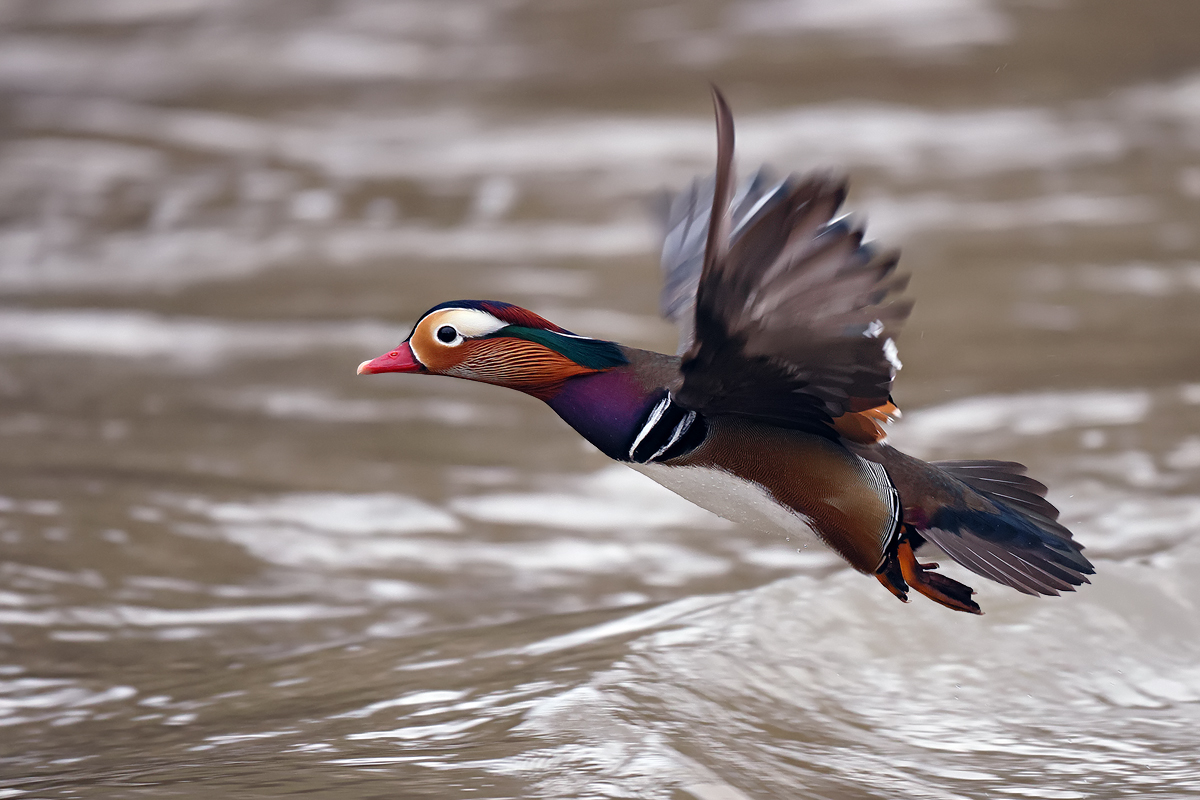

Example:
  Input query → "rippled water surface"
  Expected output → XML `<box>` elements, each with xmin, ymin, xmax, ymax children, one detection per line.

<box><xmin>2</xmin><ymin>1</ymin><xmax>1200</xmax><ymax>797</ymax></box>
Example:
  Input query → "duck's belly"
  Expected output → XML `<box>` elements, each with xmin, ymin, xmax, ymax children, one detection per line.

<box><xmin>629</xmin><ymin>461</ymin><xmax>823</xmax><ymax>546</ymax></box>
<box><xmin>628</xmin><ymin>421</ymin><xmax>900</xmax><ymax>573</ymax></box>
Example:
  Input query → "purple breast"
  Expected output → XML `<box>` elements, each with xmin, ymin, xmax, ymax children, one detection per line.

<box><xmin>544</xmin><ymin>370</ymin><xmax>662</xmax><ymax>461</ymax></box>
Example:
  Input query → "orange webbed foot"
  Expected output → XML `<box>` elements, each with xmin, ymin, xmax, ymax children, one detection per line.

<box><xmin>896</xmin><ymin>539</ymin><xmax>982</xmax><ymax>615</ymax></box>
<box><xmin>875</xmin><ymin>556</ymin><xmax>909</xmax><ymax>603</ymax></box>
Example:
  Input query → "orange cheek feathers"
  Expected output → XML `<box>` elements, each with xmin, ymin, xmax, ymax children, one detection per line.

<box><xmin>408</xmin><ymin>314</ymin><xmax>609</xmax><ymax>397</ymax></box>
<box><xmin>446</xmin><ymin>339</ymin><xmax>601</xmax><ymax>397</ymax></box>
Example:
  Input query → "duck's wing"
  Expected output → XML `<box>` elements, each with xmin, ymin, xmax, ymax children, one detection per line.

<box><xmin>673</xmin><ymin>90</ymin><xmax>912</xmax><ymax>437</ymax></box>
<box><xmin>659</xmin><ymin>168</ymin><xmax>789</xmax><ymax>354</ymax></box>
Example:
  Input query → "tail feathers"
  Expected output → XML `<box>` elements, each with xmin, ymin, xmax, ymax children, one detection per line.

<box><xmin>934</xmin><ymin>460</ymin><xmax>1063</xmax><ymax>530</ymax></box>
<box><xmin>923</xmin><ymin>460</ymin><xmax>1094</xmax><ymax>597</ymax></box>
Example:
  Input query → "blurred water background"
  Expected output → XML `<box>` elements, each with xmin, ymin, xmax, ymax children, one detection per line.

<box><xmin>2</xmin><ymin>0</ymin><xmax>1200</xmax><ymax>797</ymax></box>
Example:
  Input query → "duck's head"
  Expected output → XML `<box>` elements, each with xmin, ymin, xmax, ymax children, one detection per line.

<box><xmin>357</xmin><ymin>300</ymin><xmax>628</xmax><ymax>399</ymax></box>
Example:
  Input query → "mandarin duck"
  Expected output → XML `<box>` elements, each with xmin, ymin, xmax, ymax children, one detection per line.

<box><xmin>358</xmin><ymin>91</ymin><xmax>1093</xmax><ymax>614</ymax></box>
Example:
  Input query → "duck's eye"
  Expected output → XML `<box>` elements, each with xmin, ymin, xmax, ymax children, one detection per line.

<box><xmin>436</xmin><ymin>325</ymin><xmax>458</xmax><ymax>344</ymax></box>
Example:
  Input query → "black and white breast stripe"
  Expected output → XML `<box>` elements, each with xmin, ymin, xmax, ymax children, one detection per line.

<box><xmin>862</xmin><ymin>458</ymin><xmax>903</xmax><ymax>559</ymax></box>
<box><xmin>628</xmin><ymin>393</ymin><xmax>708</xmax><ymax>464</ymax></box>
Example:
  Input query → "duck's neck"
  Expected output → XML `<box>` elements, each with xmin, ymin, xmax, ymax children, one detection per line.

<box><xmin>544</xmin><ymin>367</ymin><xmax>665</xmax><ymax>462</ymax></box>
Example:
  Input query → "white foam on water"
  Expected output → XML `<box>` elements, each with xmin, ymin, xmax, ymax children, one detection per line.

<box><xmin>0</xmin><ymin>603</ymin><xmax>362</xmax><ymax>628</ymax></box>
<box><xmin>49</xmin><ymin>630</ymin><xmax>110</xmax><ymax>642</ymax></box>
<box><xmin>1078</xmin><ymin>262</ymin><xmax>1200</xmax><ymax>296</ymax></box>
<box><xmin>317</xmin><ymin>220</ymin><xmax>657</xmax><ymax>263</ymax></box>
<box><xmin>0</xmin><ymin>3</ymin><xmax>513</xmax><ymax>96</ymax></box>
<box><xmin>1120</xmin><ymin>70</ymin><xmax>1200</xmax><ymax>128</ymax></box>
<box><xmin>26</xmin><ymin>97</ymin><xmax>1129</xmax><ymax>183</ymax></box>
<box><xmin>27</xmin><ymin>0</ymin><xmax>241</xmax><ymax>25</ymax></box>
<box><xmin>346</xmin><ymin>716</ymin><xmax>489</xmax><ymax>741</ymax></box>
<box><xmin>450</xmin><ymin>494</ymin><xmax>710</xmax><ymax>532</ymax></box>
<box><xmin>738</xmin><ymin>545</ymin><xmax>842</xmax><ymax>571</ymax></box>
<box><xmin>336</xmin><ymin>689</ymin><xmax>471</xmax><ymax>720</ymax></box>
<box><xmin>733</xmin><ymin>0</ymin><xmax>1011</xmax><ymax>51</ymax></box>
<box><xmin>1</xmin><ymin>564</ymin><xmax>102</xmax><ymax>588</ymax></box>
<box><xmin>0</xmin><ymin>220</ymin><xmax>657</xmax><ymax>291</ymax></box>
<box><xmin>4</xmin><ymin>89</ymin><xmax>1163</xmax><ymax>298</ymax></box>
<box><xmin>184</xmin><ymin>470</ymin><xmax>732</xmax><ymax>587</ymax></box>
<box><xmin>450</xmin><ymin>465</ymin><xmax>731</xmax><ymax>532</ymax></box>
<box><xmin>482</xmin><ymin>535</ymin><xmax>1200</xmax><ymax>797</ymax></box>
<box><xmin>0</xmin><ymin>137</ymin><xmax>165</xmax><ymax>195</ymax></box>
<box><xmin>363</xmin><ymin>580</ymin><xmax>428</xmax><ymax>603</ymax></box>
<box><xmin>323</xmin><ymin>756</ymin><xmax>425</xmax><ymax>766</ymax></box>
<box><xmin>1070</xmin><ymin>449</ymin><xmax>1178</xmax><ymax>489</ymax></box>
<box><xmin>111</xmin><ymin>604</ymin><xmax>363</xmax><ymax>627</ymax></box>
<box><xmin>0</xmin><ymin>93</ymin><xmax>1150</xmax><ymax>299</ymax></box>
<box><xmin>501</xmin><ymin>679</ymin><xmax>755</xmax><ymax>799</ymax></box>
<box><xmin>889</xmin><ymin>389</ymin><xmax>1151</xmax><ymax>455</ymax></box>
<box><xmin>860</xmin><ymin>192</ymin><xmax>1156</xmax><ymax>241</ymax></box>
<box><xmin>0</xmin><ymin>591</ymin><xmax>32</xmax><ymax>607</ymax></box>
<box><xmin>0</xmin><ymin>308</ymin><xmax>408</xmax><ymax>366</ymax></box>
<box><xmin>485</xmin><ymin>267</ymin><xmax>597</xmax><ymax>298</ymax></box>
<box><xmin>215</xmin><ymin>388</ymin><xmax>515</xmax><ymax>427</ymax></box>
<box><xmin>1055</xmin><ymin>482</ymin><xmax>1200</xmax><ymax>559</ymax></box>
<box><xmin>526</xmin><ymin>306</ymin><xmax>670</xmax><ymax>343</ymax></box>
<box><xmin>217</xmin><ymin>525</ymin><xmax>730</xmax><ymax>587</ymax></box>
<box><xmin>184</xmin><ymin>470</ymin><xmax>736</xmax><ymax>587</ymax></box>
<box><xmin>281</xmin><ymin>31</ymin><xmax>433</xmax><ymax>81</ymax></box>
<box><xmin>0</xmin><ymin>678</ymin><xmax>137</xmax><ymax>728</ymax></box>
<box><xmin>189</xmin><ymin>728</ymin><xmax>302</xmax><ymax>752</ymax></box>
<box><xmin>520</xmin><ymin>594</ymin><xmax>726</xmax><ymax>657</ymax></box>
<box><xmin>1166</xmin><ymin>436</ymin><xmax>1200</xmax><ymax>470</ymax></box>
<box><xmin>200</xmin><ymin>493</ymin><xmax>460</xmax><ymax>536</ymax></box>
<box><xmin>0</xmin><ymin>497</ymin><xmax>61</xmax><ymax>516</ymax></box>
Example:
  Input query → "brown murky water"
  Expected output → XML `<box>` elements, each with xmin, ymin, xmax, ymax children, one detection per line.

<box><xmin>2</xmin><ymin>1</ymin><xmax>1200</xmax><ymax>797</ymax></box>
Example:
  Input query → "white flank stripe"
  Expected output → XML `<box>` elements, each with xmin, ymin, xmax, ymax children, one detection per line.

<box><xmin>649</xmin><ymin>410</ymin><xmax>697</xmax><ymax>463</ymax></box>
<box><xmin>628</xmin><ymin>396</ymin><xmax>671</xmax><ymax>461</ymax></box>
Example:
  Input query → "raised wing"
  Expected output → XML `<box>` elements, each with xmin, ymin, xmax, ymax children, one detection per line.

<box><xmin>659</xmin><ymin>168</ymin><xmax>790</xmax><ymax>354</ymax></box>
<box><xmin>673</xmin><ymin>89</ymin><xmax>912</xmax><ymax>436</ymax></box>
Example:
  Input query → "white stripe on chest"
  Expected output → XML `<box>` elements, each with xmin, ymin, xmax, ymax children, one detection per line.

<box><xmin>629</xmin><ymin>461</ymin><xmax>821</xmax><ymax>545</ymax></box>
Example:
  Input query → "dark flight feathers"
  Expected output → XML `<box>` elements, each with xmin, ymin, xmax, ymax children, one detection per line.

<box><xmin>660</xmin><ymin>89</ymin><xmax>912</xmax><ymax>434</ymax></box>
<box><xmin>924</xmin><ymin>460</ymin><xmax>1094</xmax><ymax>596</ymax></box>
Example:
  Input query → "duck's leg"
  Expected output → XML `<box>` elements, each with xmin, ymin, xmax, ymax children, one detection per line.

<box><xmin>895</xmin><ymin>535</ymin><xmax>982</xmax><ymax>615</ymax></box>
<box><xmin>875</xmin><ymin>551</ymin><xmax>909</xmax><ymax>603</ymax></box>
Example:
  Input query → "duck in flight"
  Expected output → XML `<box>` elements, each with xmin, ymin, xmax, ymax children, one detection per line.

<box><xmin>358</xmin><ymin>90</ymin><xmax>1093</xmax><ymax>614</ymax></box>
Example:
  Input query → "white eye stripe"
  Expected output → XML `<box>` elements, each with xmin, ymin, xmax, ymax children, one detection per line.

<box><xmin>435</xmin><ymin>308</ymin><xmax>508</xmax><ymax>339</ymax></box>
